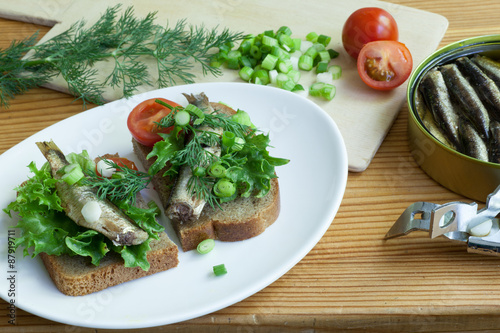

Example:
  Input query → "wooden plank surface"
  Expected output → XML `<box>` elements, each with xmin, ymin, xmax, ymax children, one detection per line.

<box><xmin>1</xmin><ymin>1</ymin><xmax>500</xmax><ymax>332</ymax></box>
<box><xmin>0</xmin><ymin>0</ymin><xmax>448</xmax><ymax>172</ymax></box>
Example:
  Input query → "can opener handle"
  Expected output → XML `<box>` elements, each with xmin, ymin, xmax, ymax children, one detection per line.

<box><xmin>384</xmin><ymin>185</ymin><xmax>500</xmax><ymax>256</ymax></box>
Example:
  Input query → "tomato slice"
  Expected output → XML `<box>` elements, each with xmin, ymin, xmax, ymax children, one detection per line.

<box><xmin>342</xmin><ymin>7</ymin><xmax>399</xmax><ymax>59</ymax></box>
<box><xmin>96</xmin><ymin>157</ymin><xmax>138</xmax><ymax>177</ymax></box>
<box><xmin>127</xmin><ymin>98</ymin><xmax>181</xmax><ymax>147</ymax></box>
<box><xmin>357</xmin><ymin>40</ymin><xmax>412</xmax><ymax>91</ymax></box>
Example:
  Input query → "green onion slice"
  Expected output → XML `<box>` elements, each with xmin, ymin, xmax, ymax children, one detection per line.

<box><xmin>174</xmin><ymin>110</ymin><xmax>190</xmax><ymax>127</ymax></box>
<box><xmin>213</xmin><ymin>264</ymin><xmax>227</xmax><ymax>276</ymax></box>
<box><xmin>61</xmin><ymin>163</ymin><xmax>84</xmax><ymax>185</ymax></box>
<box><xmin>184</xmin><ymin>104</ymin><xmax>205</xmax><ymax>125</ymax></box>
<box><xmin>197</xmin><ymin>239</ymin><xmax>215</xmax><ymax>254</ymax></box>
<box><xmin>214</xmin><ymin>178</ymin><xmax>236</xmax><ymax>198</ymax></box>
<box><xmin>222</xmin><ymin>131</ymin><xmax>236</xmax><ymax>148</ymax></box>
<box><xmin>193</xmin><ymin>166</ymin><xmax>206</xmax><ymax>177</ymax></box>
<box><xmin>208</xmin><ymin>163</ymin><xmax>226</xmax><ymax>178</ymax></box>
<box><xmin>239</xmin><ymin>66</ymin><xmax>254</xmax><ymax>82</ymax></box>
<box><xmin>328</xmin><ymin>65</ymin><xmax>342</xmax><ymax>80</ymax></box>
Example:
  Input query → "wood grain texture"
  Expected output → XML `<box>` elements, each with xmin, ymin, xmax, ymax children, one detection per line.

<box><xmin>1</xmin><ymin>1</ymin><xmax>500</xmax><ymax>332</ymax></box>
<box><xmin>0</xmin><ymin>0</ymin><xmax>448</xmax><ymax>172</ymax></box>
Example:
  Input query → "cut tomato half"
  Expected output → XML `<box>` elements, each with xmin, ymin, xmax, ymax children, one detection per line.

<box><xmin>127</xmin><ymin>98</ymin><xmax>181</xmax><ymax>147</ymax></box>
<box><xmin>357</xmin><ymin>40</ymin><xmax>413</xmax><ymax>91</ymax></box>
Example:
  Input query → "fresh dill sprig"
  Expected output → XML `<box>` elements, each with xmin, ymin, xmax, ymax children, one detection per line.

<box><xmin>0</xmin><ymin>5</ymin><xmax>245</xmax><ymax>108</ymax></box>
<box><xmin>83</xmin><ymin>160</ymin><xmax>152</xmax><ymax>205</ymax></box>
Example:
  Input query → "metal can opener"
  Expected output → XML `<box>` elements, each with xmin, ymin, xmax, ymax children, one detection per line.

<box><xmin>384</xmin><ymin>185</ymin><xmax>500</xmax><ymax>256</ymax></box>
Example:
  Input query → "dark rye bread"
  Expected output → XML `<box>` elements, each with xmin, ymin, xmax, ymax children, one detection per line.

<box><xmin>40</xmin><ymin>232</ymin><xmax>178</xmax><ymax>296</ymax></box>
<box><xmin>132</xmin><ymin>102</ymin><xmax>281</xmax><ymax>251</ymax></box>
<box><xmin>38</xmin><ymin>153</ymin><xmax>178</xmax><ymax>296</ymax></box>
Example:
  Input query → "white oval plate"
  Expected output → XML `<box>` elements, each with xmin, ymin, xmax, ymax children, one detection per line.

<box><xmin>0</xmin><ymin>82</ymin><xmax>347</xmax><ymax>329</ymax></box>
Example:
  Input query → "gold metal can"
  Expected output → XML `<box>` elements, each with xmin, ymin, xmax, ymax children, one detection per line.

<box><xmin>407</xmin><ymin>35</ymin><xmax>500</xmax><ymax>202</ymax></box>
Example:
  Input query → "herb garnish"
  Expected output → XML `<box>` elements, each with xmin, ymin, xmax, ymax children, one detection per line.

<box><xmin>147</xmin><ymin>100</ymin><xmax>289</xmax><ymax>209</ymax></box>
<box><xmin>83</xmin><ymin>159</ymin><xmax>152</xmax><ymax>205</ymax></box>
<box><xmin>0</xmin><ymin>5</ymin><xmax>244</xmax><ymax>108</ymax></box>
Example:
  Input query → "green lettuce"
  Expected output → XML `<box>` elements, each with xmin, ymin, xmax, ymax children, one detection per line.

<box><xmin>4</xmin><ymin>154</ymin><xmax>162</xmax><ymax>271</ymax></box>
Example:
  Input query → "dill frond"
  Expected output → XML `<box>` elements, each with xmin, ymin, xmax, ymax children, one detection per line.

<box><xmin>0</xmin><ymin>5</ymin><xmax>244</xmax><ymax>109</ymax></box>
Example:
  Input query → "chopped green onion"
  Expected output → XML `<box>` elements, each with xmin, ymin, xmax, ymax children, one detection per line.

<box><xmin>271</xmin><ymin>46</ymin><xmax>289</xmax><ymax>60</ymax></box>
<box><xmin>292</xmin><ymin>38</ymin><xmax>301</xmax><ymax>52</ymax></box>
<box><xmin>222</xmin><ymin>131</ymin><xmax>236</xmax><ymax>148</ymax></box>
<box><xmin>197</xmin><ymin>239</ymin><xmax>215</xmax><ymax>254</ymax></box>
<box><xmin>259</xmin><ymin>44</ymin><xmax>272</xmax><ymax>54</ymax></box>
<box><xmin>276</xmin><ymin>73</ymin><xmax>294</xmax><ymax>90</ymax></box>
<box><xmin>282</xmin><ymin>79</ymin><xmax>295</xmax><ymax>91</ymax></box>
<box><xmin>61</xmin><ymin>164</ymin><xmax>84</xmax><ymax>185</ymax></box>
<box><xmin>232</xmin><ymin>137</ymin><xmax>245</xmax><ymax>151</ymax></box>
<box><xmin>313</xmin><ymin>43</ymin><xmax>326</xmax><ymax>52</ymax></box>
<box><xmin>277</xmin><ymin>26</ymin><xmax>292</xmax><ymax>36</ymax></box>
<box><xmin>239</xmin><ymin>66</ymin><xmax>254</xmax><ymax>81</ymax></box>
<box><xmin>213</xmin><ymin>264</ymin><xmax>227</xmax><ymax>276</ymax></box>
<box><xmin>239</xmin><ymin>56</ymin><xmax>253</xmax><ymax>68</ymax></box>
<box><xmin>252</xmin><ymin>69</ymin><xmax>270</xmax><ymax>85</ymax></box>
<box><xmin>328</xmin><ymin>49</ymin><xmax>339</xmax><ymax>59</ymax></box>
<box><xmin>209</xmin><ymin>163</ymin><xmax>226</xmax><ymax>178</ymax></box>
<box><xmin>306</xmin><ymin>32</ymin><xmax>318</xmax><ymax>42</ymax></box>
<box><xmin>261</xmin><ymin>54</ymin><xmax>278</xmax><ymax>70</ymax></box>
<box><xmin>262</xmin><ymin>35</ymin><xmax>278</xmax><ymax>47</ymax></box>
<box><xmin>249</xmin><ymin>45</ymin><xmax>262</xmax><ymax>59</ymax></box>
<box><xmin>239</xmin><ymin>39</ymin><xmax>253</xmax><ymax>54</ymax></box>
<box><xmin>193</xmin><ymin>166</ymin><xmax>206</xmax><ymax>177</ymax></box>
<box><xmin>278</xmin><ymin>34</ymin><xmax>294</xmax><ymax>50</ymax></box>
<box><xmin>317</xmin><ymin>72</ymin><xmax>334</xmax><ymax>85</ymax></box>
<box><xmin>214</xmin><ymin>178</ymin><xmax>236</xmax><ymax>198</ymax></box>
<box><xmin>174</xmin><ymin>110</ymin><xmax>190</xmax><ymax>127</ymax></box>
<box><xmin>298</xmin><ymin>55</ymin><xmax>313</xmax><ymax>71</ymax></box>
<box><xmin>305</xmin><ymin>46</ymin><xmax>319</xmax><ymax>60</ymax></box>
<box><xmin>316</xmin><ymin>62</ymin><xmax>329</xmax><ymax>74</ymax></box>
<box><xmin>231</xmin><ymin>109</ymin><xmax>253</xmax><ymax>126</ymax></box>
<box><xmin>317</xmin><ymin>34</ymin><xmax>331</xmax><ymax>47</ymax></box>
<box><xmin>321</xmin><ymin>83</ymin><xmax>336</xmax><ymax>101</ymax></box>
<box><xmin>269</xmin><ymin>69</ymin><xmax>279</xmax><ymax>84</ymax></box>
<box><xmin>277</xmin><ymin>58</ymin><xmax>293</xmax><ymax>73</ymax></box>
<box><xmin>292</xmin><ymin>84</ymin><xmax>305</xmax><ymax>92</ymax></box>
<box><xmin>263</xmin><ymin>29</ymin><xmax>274</xmax><ymax>37</ymax></box>
<box><xmin>111</xmin><ymin>172</ymin><xmax>125</xmax><ymax>180</ymax></box>
<box><xmin>318</xmin><ymin>50</ymin><xmax>330</xmax><ymax>62</ymax></box>
<box><xmin>287</xmin><ymin>69</ymin><xmax>301</xmax><ymax>83</ymax></box>
<box><xmin>184</xmin><ymin>104</ymin><xmax>205</xmax><ymax>125</ymax></box>
<box><xmin>309</xmin><ymin>82</ymin><xmax>325</xmax><ymax>97</ymax></box>
<box><xmin>328</xmin><ymin>65</ymin><xmax>342</xmax><ymax>80</ymax></box>
<box><xmin>226</xmin><ymin>50</ymin><xmax>241</xmax><ymax>69</ymax></box>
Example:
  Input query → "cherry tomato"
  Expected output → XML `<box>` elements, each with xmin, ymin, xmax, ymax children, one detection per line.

<box><xmin>342</xmin><ymin>7</ymin><xmax>398</xmax><ymax>59</ymax></box>
<box><xmin>96</xmin><ymin>157</ymin><xmax>138</xmax><ymax>177</ymax></box>
<box><xmin>127</xmin><ymin>98</ymin><xmax>181</xmax><ymax>147</ymax></box>
<box><xmin>357</xmin><ymin>40</ymin><xmax>412</xmax><ymax>91</ymax></box>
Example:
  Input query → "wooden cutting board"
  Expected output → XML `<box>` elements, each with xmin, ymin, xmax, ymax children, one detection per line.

<box><xmin>0</xmin><ymin>0</ymin><xmax>448</xmax><ymax>172</ymax></box>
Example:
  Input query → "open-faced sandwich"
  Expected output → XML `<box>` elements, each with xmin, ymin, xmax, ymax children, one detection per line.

<box><xmin>4</xmin><ymin>141</ymin><xmax>178</xmax><ymax>296</ymax></box>
<box><xmin>129</xmin><ymin>92</ymin><xmax>289</xmax><ymax>251</ymax></box>
<box><xmin>4</xmin><ymin>92</ymin><xmax>288</xmax><ymax>296</ymax></box>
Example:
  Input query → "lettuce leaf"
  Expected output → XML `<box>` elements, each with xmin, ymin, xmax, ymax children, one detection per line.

<box><xmin>4</xmin><ymin>157</ymin><xmax>159</xmax><ymax>271</ymax></box>
<box><xmin>224</xmin><ymin>133</ymin><xmax>289</xmax><ymax>198</ymax></box>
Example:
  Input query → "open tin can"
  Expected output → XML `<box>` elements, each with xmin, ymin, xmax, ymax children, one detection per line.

<box><xmin>407</xmin><ymin>35</ymin><xmax>500</xmax><ymax>202</ymax></box>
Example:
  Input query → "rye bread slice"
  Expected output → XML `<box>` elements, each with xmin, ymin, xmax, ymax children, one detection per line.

<box><xmin>38</xmin><ymin>154</ymin><xmax>179</xmax><ymax>296</ymax></box>
<box><xmin>40</xmin><ymin>232</ymin><xmax>178</xmax><ymax>296</ymax></box>
<box><xmin>132</xmin><ymin>102</ymin><xmax>281</xmax><ymax>251</ymax></box>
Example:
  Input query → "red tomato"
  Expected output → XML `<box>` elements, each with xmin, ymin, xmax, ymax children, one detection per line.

<box><xmin>96</xmin><ymin>157</ymin><xmax>138</xmax><ymax>177</ymax></box>
<box><xmin>127</xmin><ymin>98</ymin><xmax>181</xmax><ymax>147</ymax></box>
<box><xmin>357</xmin><ymin>40</ymin><xmax>413</xmax><ymax>91</ymax></box>
<box><xmin>342</xmin><ymin>7</ymin><xmax>398</xmax><ymax>59</ymax></box>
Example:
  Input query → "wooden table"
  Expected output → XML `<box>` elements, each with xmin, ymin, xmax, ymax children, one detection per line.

<box><xmin>1</xmin><ymin>1</ymin><xmax>500</xmax><ymax>332</ymax></box>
